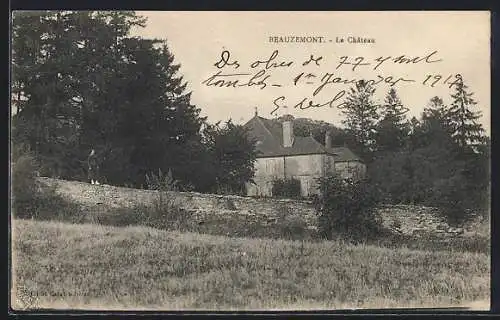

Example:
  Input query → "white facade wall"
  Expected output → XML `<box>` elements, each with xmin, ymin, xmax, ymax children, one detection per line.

<box><xmin>246</xmin><ymin>154</ymin><xmax>366</xmax><ymax>197</ymax></box>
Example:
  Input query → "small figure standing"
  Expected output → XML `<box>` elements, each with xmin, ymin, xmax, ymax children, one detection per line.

<box><xmin>87</xmin><ymin>149</ymin><xmax>100</xmax><ymax>185</ymax></box>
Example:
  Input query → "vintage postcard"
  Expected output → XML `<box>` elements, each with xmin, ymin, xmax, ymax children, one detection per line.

<box><xmin>10</xmin><ymin>11</ymin><xmax>491</xmax><ymax>312</ymax></box>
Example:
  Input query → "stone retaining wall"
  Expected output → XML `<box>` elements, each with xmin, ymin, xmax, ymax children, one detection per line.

<box><xmin>378</xmin><ymin>205</ymin><xmax>487</xmax><ymax>238</ymax></box>
<box><xmin>37</xmin><ymin>177</ymin><xmax>319</xmax><ymax>231</ymax></box>
<box><xmin>37</xmin><ymin>178</ymin><xmax>487</xmax><ymax>239</ymax></box>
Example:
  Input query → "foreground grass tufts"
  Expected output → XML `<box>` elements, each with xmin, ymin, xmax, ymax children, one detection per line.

<box><xmin>11</xmin><ymin>219</ymin><xmax>490</xmax><ymax>310</ymax></box>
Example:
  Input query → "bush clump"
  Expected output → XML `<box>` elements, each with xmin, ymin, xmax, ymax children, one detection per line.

<box><xmin>145</xmin><ymin>168</ymin><xmax>179</xmax><ymax>191</ymax></box>
<box><xmin>315</xmin><ymin>175</ymin><xmax>382</xmax><ymax>243</ymax></box>
<box><xmin>11</xmin><ymin>143</ymin><xmax>82</xmax><ymax>221</ymax></box>
<box><xmin>11</xmin><ymin>144</ymin><xmax>39</xmax><ymax>217</ymax></box>
<box><xmin>275</xmin><ymin>205</ymin><xmax>310</xmax><ymax>240</ymax></box>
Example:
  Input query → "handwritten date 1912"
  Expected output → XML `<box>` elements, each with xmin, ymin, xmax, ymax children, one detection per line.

<box><xmin>271</xmin><ymin>91</ymin><xmax>347</xmax><ymax>115</ymax></box>
<box><xmin>422</xmin><ymin>73</ymin><xmax>463</xmax><ymax>89</ymax></box>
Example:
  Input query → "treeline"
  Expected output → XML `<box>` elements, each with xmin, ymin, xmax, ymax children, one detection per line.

<box><xmin>292</xmin><ymin>81</ymin><xmax>490</xmax><ymax>222</ymax></box>
<box><xmin>11</xmin><ymin>11</ymin><xmax>257</xmax><ymax>194</ymax></box>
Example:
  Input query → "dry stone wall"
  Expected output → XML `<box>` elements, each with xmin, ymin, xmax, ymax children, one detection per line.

<box><xmin>377</xmin><ymin>205</ymin><xmax>486</xmax><ymax>238</ymax></box>
<box><xmin>37</xmin><ymin>177</ymin><xmax>319</xmax><ymax>232</ymax></box>
<box><xmin>37</xmin><ymin>178</ymin><xmax>486</xmax><ymax>239</ymax></box>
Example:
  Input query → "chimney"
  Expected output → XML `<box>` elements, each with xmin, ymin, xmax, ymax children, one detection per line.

<box><xmin>325</xmin><ymin>131</ymin><xmax>332</xmax><ymax>149</ymax></box>
<box><xmin>282</xmin><ymin>114</ymin><xmax>294</xmax><ymax>148</ymax></box>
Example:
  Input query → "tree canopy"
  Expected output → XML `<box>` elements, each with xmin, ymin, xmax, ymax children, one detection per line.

<box><xmin>11</xmin><ymin>11</ymin><xmax>257</xmax><ymax>193</ymax></box>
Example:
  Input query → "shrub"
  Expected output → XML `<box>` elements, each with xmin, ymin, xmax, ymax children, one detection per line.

<box><xmin>145</xmin><ymin>168</ymin><xmax>179</xmax><ymax>192</ymax></box>
<box><xmin>275</xmin><ymin>205</ymin><xmax>309</xmax><ymax>240</ymax></box>
<box><xmin>11</xmin><ymin>144</ymin><xmax>39</xmax><ymax>217</ymax></box>
<box><xmin>315</xmin><ymin>175</ymin><xmax>382</xmax><ymax>243</ymax></box>
<box><xmin>425</xmin><ymin>172</ymin><xmax>490</xmax><ymax>226</ymax></box>
<box><xmin>146</xmin><ymin>195</ymin><xmax>192</xmax><ymax>231</ymax></box>
<box><xmin>272</xmin><ymin>177</ymin><xmax>301</xmax><ymax>199</ymax></box>
<box><xmin>11</xmin><ymin>143</ymin><xmax>82</xmax><ymax>221</ymax></box>
<box><xmin>144</xmin><ymin>168</ymin><xmax>193</xmax><ymax>230</ymax></box>
<box><xmin>280</xmin><ymin>214</ymin><xmax>309</xmax><ymax>240</ymax></box>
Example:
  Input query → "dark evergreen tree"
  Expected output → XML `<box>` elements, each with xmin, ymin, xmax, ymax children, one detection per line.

<box><xmin>447</xmin><ymin>75</ymin><xmax>486</xmax><ymax>150</ymax></box>
<box><xmin>408</xmin><ymin>96</ymin><xmax>455</xmax><ymax>151</ymax></box>
<box><xmin>339</xmin><ymin>80</ymin><xmax>379</xmax><ymax>161</ymax></box>
<box><xmin>11</xmin><ymin>11</ymin><xmax>210</xmax><ymax>189</ymax></box>
<box><xmin>375</xmin><ymin>88</ymin><xmax>410</xmax><ymax>153</ymax></box>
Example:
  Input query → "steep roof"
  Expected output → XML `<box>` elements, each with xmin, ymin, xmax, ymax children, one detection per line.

<box><xmin>243</xmin><ymin>115</ymin><xmax>362</xmax><ymax>162</ymax></box>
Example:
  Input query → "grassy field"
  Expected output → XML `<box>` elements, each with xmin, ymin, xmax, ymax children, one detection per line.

<box><xmin>11</xmin><ymin>219</ymin><xmax>490</xmax><ymax>311</ymax></box>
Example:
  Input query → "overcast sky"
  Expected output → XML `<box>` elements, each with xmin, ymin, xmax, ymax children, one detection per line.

<box><xmin>131</xmin><ymin>11</ymin><xmax>490</xmax><ymax>135</ymax></box>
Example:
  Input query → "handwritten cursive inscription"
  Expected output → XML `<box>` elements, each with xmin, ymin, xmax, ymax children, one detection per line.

<box><xmin>214</xmin><ymin>50</ymin><xmax>241</xmax><ymax>69</ymax></box>
<box><xmin>250</xmin><ymin>50</ymin><xmax>294</xmax><ymax>69</ymax></box>
<box><xmin>202</xmin><ymin>70</ymin><xmax>272</xmax><ymax>90</ymax></box>
<box><xmin>202</xmin><ymin>48</ymin><xmax>456</xmax><ymax>116</ymax></box>
<box><xmin>271</xmin><ymin>91</ymin><xmax>347</xmax><ymax>116</ymax></box>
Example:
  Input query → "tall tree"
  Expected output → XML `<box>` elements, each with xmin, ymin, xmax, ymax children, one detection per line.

<box><xmin>445</xmin><ymin>78</ymin><xmax>489</xmax><ymax>218</ymax></box>
<box><xmin>203</xmin><ymin>120</ymin><xmax>257</xmax><ymax>195</ymax></box>
<box><xmin>12</xmin><ymin>11</ymin><xmax>147</xmax><ymax>180</ymax></box>
<box><xmin>370</xmin><ymin>100</ymin><xmax>456</xmax><ymax>206</ymax></box>
<box><xmin>408</xmin><ymin>96</ymin><xmax>456</xmax><ymax>151</ymax></box>
<box><xmin>339</xmin><ymin>80</ymin><xmax>379</xmax><ymax>161</ymax></box>
<box><xmin>11</xmin><ymin>11</ymin><xmax>209</xmax><ymax>189</ymax></box>
<box><xmin>447</xmin><ymin>76</ymin><xmax>486</xmax><ymax>150</ymax></box>
<box><xmin>376</xmin><ymin>88</ymin><xmax>410</xmax><ymax>153</ymax></box>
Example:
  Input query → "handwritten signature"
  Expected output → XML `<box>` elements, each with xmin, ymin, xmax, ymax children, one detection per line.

<box><xmin>271</xmin><ymin>91</ymin><xmax>347</xmax><ymax>116</ymax></box>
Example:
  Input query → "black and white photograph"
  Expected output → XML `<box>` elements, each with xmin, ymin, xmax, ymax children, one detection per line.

<box><xmin>10</xmin><ymin>11</ymin><xmax>491</xmax><ymax>311</ymax></box>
